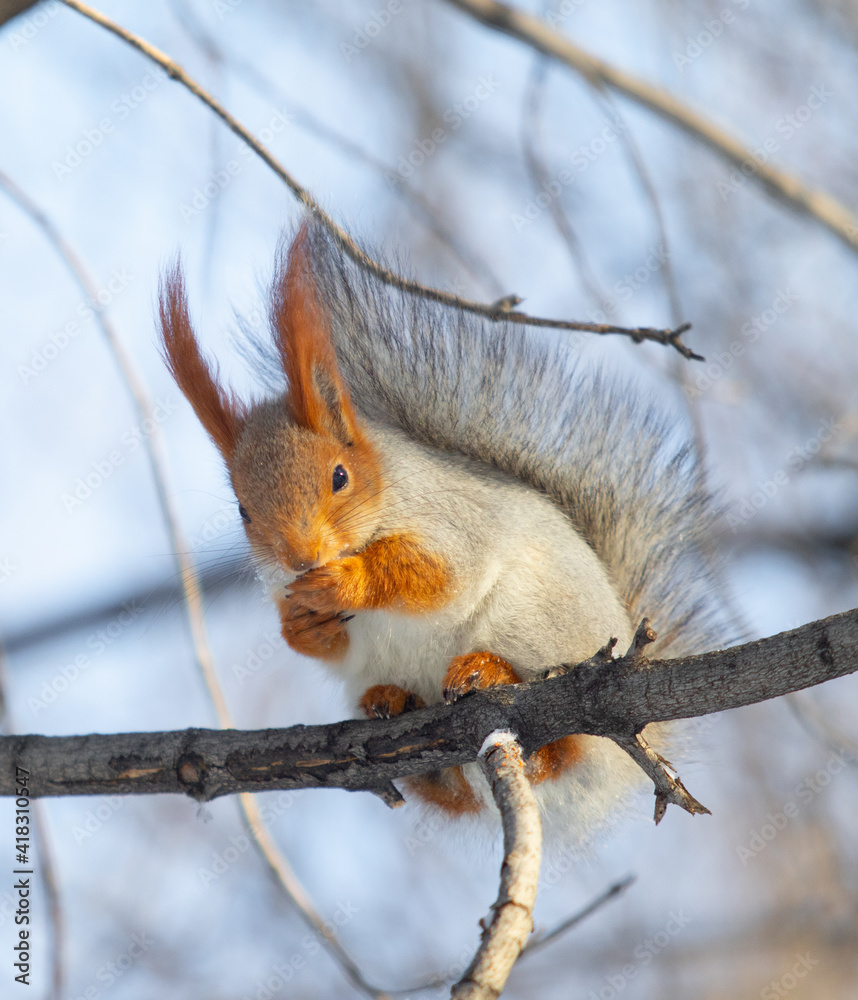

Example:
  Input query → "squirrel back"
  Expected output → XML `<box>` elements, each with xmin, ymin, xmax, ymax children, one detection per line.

<box><xmin>248</xmin><ymin>221</ymin><xmax>735</xmax><ymax>660</ymax></box>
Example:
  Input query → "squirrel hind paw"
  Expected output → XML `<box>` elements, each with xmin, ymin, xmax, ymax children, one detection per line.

<box><xmin>360</xmin><ymin>684</ymin><xmax>426</xmax><ymax>719</ymax></box>
<box><xmin>442</xmin><ymin>651</ymin><xmax>520</xmax><ymax>704</ymax></box>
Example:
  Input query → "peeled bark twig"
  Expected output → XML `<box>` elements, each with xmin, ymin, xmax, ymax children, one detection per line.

<box><xmin>451</xmin><ymin>732</ymin><xmax>542</xmax><ymax>1000</ymax></box>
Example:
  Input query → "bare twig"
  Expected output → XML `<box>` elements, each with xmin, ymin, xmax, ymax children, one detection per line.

<box><xmin>443</xmin><ymin>0</ymin><xmax>858</xmax><ymax>256</ymax></box>
<box><xmin>608</xmin><ymin>620</ymin><xmax>710</xmax><ymax>823</ymax></box>
<box><xmin>521</xmin><ymin>874</ymin><xmax>636</xmax><ymax>959</ymax></box>
<box><xmin>588</xmin><ymin>87</ymin><xmax>683</xmax><ymax>326</ymax></box>
<box><xmin>55</xmin><ymin>0</ymin><xmax>700</xmax><ymax>359</ymax></box>
<box><xmin>520</xmin><ymin>54</ymin><xmax>608</xmax><ymax>308</ymax></box>
<box><xmin>451</xmin><ymin>732</ymin><xmax>542</xmax><ymax>1000</ymax></box>
<box><xmin>170</xmin><ymin>0</ymin><xmax>505</xmax><ymax>299</ymax></box>
<box><xmin>0</xmin><ymin>172</ymin><xmax>393</xmax><ymax>1000</ymax></box>
<box><xmin>612</xmin><ymin>731</ymin><xmax>711</xmax><ymax>824</ymax></box>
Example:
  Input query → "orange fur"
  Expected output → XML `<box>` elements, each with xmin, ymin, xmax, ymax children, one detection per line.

<box><xmin>359</xmin><ymin>683</ymin><xmax>482</xmax><ymax>815</ymax></box>
<box><xmin>270</xmin><ymin>223</ymin><xmax>363</xmax><ymax>444</ymax></box>
<box><xmin>277</xmin><ymin>595</ymin><xmax>349</xmax><ymax>661</ymax></box>
<box><xmin>525</xmin><ymin>736</ymin><xmax>586</xmax><ymax>785</ymax></box>
<box><xmin>443</xmin><ymin>651</ymin><xmax>585</xmax><ymax>787</ymax></box>
<box><xmin>402</xmin><ymin>769</ymin><xmax>483</xmax><ymax>816</ymax></box>
<box><xmin>158</xmin><ymin>263</ymin><xmax>246</xmax><ymax>458</ymax></box>
<box><xmin>287</xmin><ymin>533</ymin><xmax>450</xmax><ymax>616</ymax></box>
<box><xmin>360</xmin><ymin>684</ymin><xmax>426</xmax><ymax>718</ymax></box>
<box><xmin>442</xmin><ymin>651</ymin><xmax>521</xmax><ymax>701</ymax></box>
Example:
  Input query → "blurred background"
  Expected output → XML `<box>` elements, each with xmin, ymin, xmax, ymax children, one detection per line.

<box><xmin>1</xmin><ymin>0</ymin><xmax>858</xmax><ymax>996</ymax></box>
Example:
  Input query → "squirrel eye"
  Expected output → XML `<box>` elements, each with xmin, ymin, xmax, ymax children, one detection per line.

<box><xmin>238</xmin><ymin>503</ymin><xmax>251</xmax><ymax>524</ymax></box>
<box><xmin>332</xmin><ymin>465</ymin><xmax>349</xmax><ymax>493</ymax></box>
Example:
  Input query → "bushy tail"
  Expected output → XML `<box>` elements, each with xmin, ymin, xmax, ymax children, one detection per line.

<box><xmin>263</xmin><ymin>222</ymin><xmax>737</xmax><ymax>657</ymax></box>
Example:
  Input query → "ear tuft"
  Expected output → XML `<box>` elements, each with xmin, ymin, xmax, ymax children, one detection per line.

<box><xmin>269</xmin><ymin>222</ymin><xmax>361</xmax><ymax>444</ymax></box>
<box><xmin>158</xmin><ymin>260</ymin><xmax>246</xmax><ymax>458</ymax></box>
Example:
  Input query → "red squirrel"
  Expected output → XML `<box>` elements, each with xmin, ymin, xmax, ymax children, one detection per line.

<box><xmin>159</xmin><ymin>221</ymin><xmax>734</xmax><ymax>835</ymax></box>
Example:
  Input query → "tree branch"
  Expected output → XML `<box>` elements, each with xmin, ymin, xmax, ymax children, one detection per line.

<box><xmin>443</xmin><ymin>0</ymin><xmax>858</xmax><ymax>257</ymax></box>
<box><xmin>0</xmin><ymin>0</ymin><xmax>37</xmax><ymax>29</ymax></box>
<box><xmin>2</xmin><ymin>609</ymin><xmax>856</xmax><ymax>808</ymax></box>
<box><xmin>55</xmin><ymin>0</ymin><xmax>700</xmax><ymax>360</ymax></box>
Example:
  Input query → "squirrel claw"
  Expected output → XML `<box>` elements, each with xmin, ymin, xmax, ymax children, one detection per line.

<box><xmin>360</xmin><ymin>684</ymin><xmax>426</xmax><ymax>719</ymax></box>
<box><xmin>442</xmin><ymin>651</ymin><xmax>520</xmax><ymax>703</ymax></box>
<box><xmin>443</xmin><ymin>672</ymin><xmax>480</xmax><ymax>704</ymax></box>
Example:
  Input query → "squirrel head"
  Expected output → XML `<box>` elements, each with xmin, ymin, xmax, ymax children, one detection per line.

<box><xmin>158</xmin><ymin>223</ymin><xmax>385</xmax><ymax>575</ymax></box>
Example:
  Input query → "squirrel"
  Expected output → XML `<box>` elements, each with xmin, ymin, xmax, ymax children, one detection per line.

<box><xmin>158</xmin><ymin>219</ymin><xmax>735</xmax><ymax>838</ymax></box>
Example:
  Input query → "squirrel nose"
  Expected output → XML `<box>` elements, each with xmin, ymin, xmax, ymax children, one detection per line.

<box><xmin>290</xmin><ymin>551</ymin><xmax>319</xmax><ymax>574</ymax></box>
<box><xmin>275</xmin><ymin>538</ymin><xmax>318</xmax><ymax>574</ymax></box>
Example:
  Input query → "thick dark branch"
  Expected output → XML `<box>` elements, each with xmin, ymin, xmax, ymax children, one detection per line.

<box><xmin>0</xmin><ymin>0</ymin><xmax>37</xmax><ymax>29</ymax></box>
<box><xmin>1</xmin><ymin>608</ymin><xmax>856</xmax><ymax>803</ymax></box>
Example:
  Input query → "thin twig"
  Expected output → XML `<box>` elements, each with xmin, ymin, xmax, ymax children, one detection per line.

<box><xmin>0</xmin><ymin>171</ymin><xmax>393</xmax><ymax>1000</ymax></box>
<box><xmin>451</xmin><ymin>732</ymin><xmax>542</xmax><ymax>1000</ymax></box>
<box><xmin>55</xmin><ymin>0</ymin><xmax>700</xmax><ymax>360</ymax></box>
<box><xmin>520</xmin><ymin>53</ymin><xmax>608</xmax><ymax>308</ymax></box>
<box><xmin>607</xmin><ymin>620</ymin><xmax>710</xmax><ymax>823</ymax></box>
<box><xmin>443</xmin><ymin>0</ymin><xmax>858</xmax><ymax>256</ymax></box>
<box><xmin>521</xmin><ymin>874</ymin><xmax>636</xmax><ymax>959</ymax></box>
<box><xmin>170</xmin><ymin>0</ymin><xmax>505</xmax><ymax>299</ymax></box>
<box><xmin>588</xmin><ymin>87</ymin><xmax>683</xmax><ymax>326</ymax></box>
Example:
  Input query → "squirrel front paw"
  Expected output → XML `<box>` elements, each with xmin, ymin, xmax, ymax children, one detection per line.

<box><xmin>278</xmin><ymin>596</ymin><xmax>350</xmax><ymax>660</ymax></box>
<box><xmin>359</xmin><ymin>684</ymin><xmax>426</xmax><ymax>719</ymax></box>
<box><xmin>442</xmin><ymin>651</ymin><xmax>521</xmax><ymax>704</ymax></box>
<box><xmin>286</xmin><ymin>557</ymin><xmax>362</xmax><ymax>617</ymax></box>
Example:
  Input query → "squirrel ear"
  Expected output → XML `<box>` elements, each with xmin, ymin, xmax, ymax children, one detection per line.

<box><xmin>270</xmin><ymin>222</ymin><xmax>362</xmax><ymax>445</ymax></box>
<box><xmin>158</xmin><ymin>261</ymin><xmax>246</xmax><ymax>459</ymax></box>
